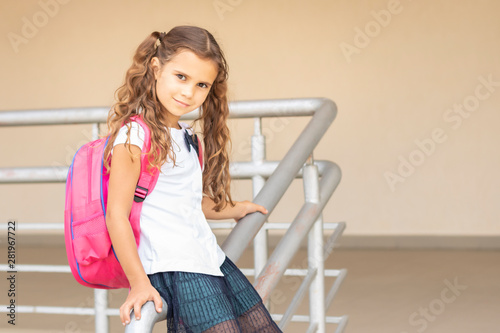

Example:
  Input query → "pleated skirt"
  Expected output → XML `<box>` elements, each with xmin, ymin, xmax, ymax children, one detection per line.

<box><xmin>148</xmin><ymin>256</ymin><xmax>282</xmax><ymax>333</ymax></box>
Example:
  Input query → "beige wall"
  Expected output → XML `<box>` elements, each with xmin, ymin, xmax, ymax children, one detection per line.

<box><xmin>1</xmin><ymin>0</ymin><xmax>499</xmax><ymax>236</ymax></box>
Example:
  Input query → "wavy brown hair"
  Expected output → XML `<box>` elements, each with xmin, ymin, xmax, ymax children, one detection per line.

<box><xmin>104</xmin><ymin>26</ymin><xmax>233</xmax><ymax>211</ymax></box>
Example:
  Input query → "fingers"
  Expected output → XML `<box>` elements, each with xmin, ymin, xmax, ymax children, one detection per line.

<box><xmin>249</xmin><ymin>201</ymin><xmax>268</xmax><ymax>215</ymax></box>
<box><xmin>120</xmin><ymin>287</ymin><xmax>162</xmax><ymax>325</ymax></box>
<box><xmin>133</xmin><ymin>302</ymin><xmax>142</xmax><ymax>321</ymax></box>
<box><xmin>120</xmin><ymin>302</ymin><xmax>132</xmax><ymax>326</ymax></box>
<box><xmin>153</xmin><ymin>292</ymin><xmax>163</xmax><ymax>313</ymax></box>
<box><xmin>234</xmin><ymin>201</ymin><xmax>268</xmax><ymax>222</ymax></box>
<box><xmin>120</xmin><ymin>300</ymin><xmax>144</xmax><ymax>326</ymax></box>
<box><xmin>257</xmin><ymin>204</ymin><xmax>268</xmax><ymax>215</ymax></box>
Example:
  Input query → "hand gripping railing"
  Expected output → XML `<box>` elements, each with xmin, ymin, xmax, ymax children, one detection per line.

<box><xmin>0</xmin><ymin>98</ymin><xmax>347</xmax><ymax>333</ymax></box>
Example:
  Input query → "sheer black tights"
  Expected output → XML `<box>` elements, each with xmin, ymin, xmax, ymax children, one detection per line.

<box><xmin>201</xmin><ymin>302</ymin><xmax>282</xmax><ymax>333</ymax></box>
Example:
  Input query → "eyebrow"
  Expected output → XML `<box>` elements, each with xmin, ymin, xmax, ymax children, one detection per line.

<box><xmin>174</xmin><ymin>70</ymin><xmax>213</xmax><ymax>87</ymax></box>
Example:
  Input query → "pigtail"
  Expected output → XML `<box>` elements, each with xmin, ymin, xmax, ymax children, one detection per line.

<box><xmin>199</xmin><ymin>76</ymin><xmax>234</xmax><ymax>212</ymax></box>
<box><xmin>121</xmin><ymin>31</ymin><xmax>160</xmax><ymax>116</ymax></box>
<box><xmin>104</xmin><ymin>31</ymin><xmax>174</xmax><ymax>173</ymax></box>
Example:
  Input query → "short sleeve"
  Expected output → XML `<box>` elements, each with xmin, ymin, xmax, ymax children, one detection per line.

<box><xmin>112</xmin><ymin>122</ymin><xmax>146</xmax><ymax>153</ymax></box>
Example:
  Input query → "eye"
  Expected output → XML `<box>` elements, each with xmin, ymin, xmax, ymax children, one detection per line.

<box><xmin>197</xmin><ymin>83</ymin><xmax>208</xmax><ymax>88</ymax></box>
<box><xmin>176</xmin><ymin>74</ymin><xmax>186</xmax><ymax>80</ymax></box>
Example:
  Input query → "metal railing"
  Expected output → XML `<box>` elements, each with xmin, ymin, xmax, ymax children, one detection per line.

<box><xmin>0</xmin><ymin>98</ymin><xmax>347</xmax><ymax>332</ymax></box>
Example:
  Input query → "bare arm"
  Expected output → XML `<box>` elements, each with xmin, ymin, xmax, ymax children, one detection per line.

<box><xmin>202</xmin><ymin>197</ymin><xmax>268</xmax><ymax>221</ymax></box>
<box><xmin>106</xmin><ymin>144</ymin><xmax>162</xmax><ymax>326</ymax></box>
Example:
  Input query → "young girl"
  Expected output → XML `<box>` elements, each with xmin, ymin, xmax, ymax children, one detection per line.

<box><xmin>104</xmin><ymin>26</ymin><xmax>283</xmax><ymax>332</ymax></box>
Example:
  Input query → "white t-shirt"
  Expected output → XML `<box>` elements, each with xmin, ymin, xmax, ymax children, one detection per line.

<box><xmin>113</xmin><ymin>121</ymin><xmax>226</xmax><ymax>276</ymax></box>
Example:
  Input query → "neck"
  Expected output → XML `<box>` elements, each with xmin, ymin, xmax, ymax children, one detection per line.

<box><xmin>165</xmin><ymin>115</ymin><xmax>181</xmax><ymax>129</ymax></box>
<box><xmin>168</xmin><ymin>122</ymin><xmax>181</xmax><ymax>130</ymax></box>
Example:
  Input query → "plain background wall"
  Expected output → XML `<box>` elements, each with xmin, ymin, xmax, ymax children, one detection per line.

<box><xmin>0</xmin><ymin>0</ymin><xmax>499</xmax><ymax>237</ymax></box>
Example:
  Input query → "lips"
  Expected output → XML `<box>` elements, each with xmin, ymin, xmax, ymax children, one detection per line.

<box><xmin>173</xmin><ymin>98</ymin><xmax>190</xmax><ymax>107</ymax></box>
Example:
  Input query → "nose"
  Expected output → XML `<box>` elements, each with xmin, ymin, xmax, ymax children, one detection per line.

<box><xmin>181</xmin><ymin>85</ymin><xmax>195</xmax><ymax>99</ymax></box>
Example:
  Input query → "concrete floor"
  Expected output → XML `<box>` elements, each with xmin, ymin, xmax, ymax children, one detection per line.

<box><xmin>1</xmin><ymin>247</ymin><xmax>499</xmax><ymax>332</ymax></box>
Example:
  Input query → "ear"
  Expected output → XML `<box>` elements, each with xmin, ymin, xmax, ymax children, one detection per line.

<box><xmin>150</xmin><ymin>57</ymin><xmax>160</xmax><ymax>80</ymax></box>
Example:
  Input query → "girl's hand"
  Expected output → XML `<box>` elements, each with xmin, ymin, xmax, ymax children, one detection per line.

<box><xmin>233</xmin><ymin>200</ymin><xmax>268</xmax><ymax>222</ymax></box>
<box><xmin>120</xmin><ymin>280</ymin><xmax>163</xmax><ymax>326</ymax></box>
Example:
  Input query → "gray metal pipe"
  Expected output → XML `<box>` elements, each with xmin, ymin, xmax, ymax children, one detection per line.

<box><xmin>251</xmin><ymin>162</ymin><xmax>341</xmax><ymax>301</ymax></box>
<box><xmin>0</xmin><ymin>98</ymin><xmax>322</xmax><ymax>126</ymax></box>
<box><xmin>0</xmin><ymin>166</ymin><xmax>68</xmax><ymax>183</ymax></box>
<box><xmin>221</xmin><ymin>99</ymin><xmax>337</xmax><ymax>262</ymax></box>
<box><xmin>0</xmin><ymin>107</ymin><xmax>110</xmax><ymax>126</ymax></box>
<box><xmin>94</xmin><ymin>289</ymin><xmax>109</xmax><ymax>333</ymax></box>
<box><xmin>279</xmin><ymin>268</ymin><xmax>317</xmax><ymax>331</ymax></box>
<box><xmin>0</xmin><ymin>160</ymin><xmax>334</xmax><ymax>183</ymax></box>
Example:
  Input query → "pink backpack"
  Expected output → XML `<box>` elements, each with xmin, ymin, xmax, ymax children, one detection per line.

<box><xmin>64</xmin><ymin>116</ymin><xmax>203</xmax><ymax>289</ymax></box>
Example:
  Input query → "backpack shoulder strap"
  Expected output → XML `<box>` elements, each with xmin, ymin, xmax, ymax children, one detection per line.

<box><xmin>126</xmin><ymin>115</ymin><xmax>160</xmax><ymax>244</ymax></box>
<box><xmin>128</xmin><ymin>116</ymin><xmax>160</xmax><ymax>203</ymax></box>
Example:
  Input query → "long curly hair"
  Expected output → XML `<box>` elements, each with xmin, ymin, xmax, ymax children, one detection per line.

<box><xmin>104</xmin><ymin>26</ymin><xmax>233</xmax><ymax>211</ymax></box>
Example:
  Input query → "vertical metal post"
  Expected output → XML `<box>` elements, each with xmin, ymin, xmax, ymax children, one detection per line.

<box><xmin>303</xmin><ymin>154</ymin><xmax>326</xmax><ymax>333</ymax></box>
<box><xmin>94</xmin><ymin>289</ymin><xmax>109</xmax><ymax>333</ymax></box>
<box><xmin>92</xmin><ymin>122</ymin><xmax>109</xmax><ymax>333</ymax></box>
<box><xmin>92</xmin><ymin>123</ymin><xmax>100</xmax><ymax>140</ymax></box>
<box><xmin>252</xmin><ymin>118</ymin><xmax>268</xmax><ymax>289</ymax></box>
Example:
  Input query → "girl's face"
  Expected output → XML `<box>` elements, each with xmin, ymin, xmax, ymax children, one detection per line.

<box><xmin>152</xmin><ymin>50</ymin><xmax>218</xmax><ymax>128</ymax></box>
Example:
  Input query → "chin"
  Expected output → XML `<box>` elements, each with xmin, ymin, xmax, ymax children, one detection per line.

<box><xmin>167</xmin><ymin>104</ymin><xmax>191</xmax><ymax>115</ymax></box>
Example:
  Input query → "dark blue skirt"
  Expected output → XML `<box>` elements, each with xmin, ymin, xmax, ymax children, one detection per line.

<box><xmin>148</xmin><ymin>256</ymin><xmax>282</xmax><ymax>332</ymax></box>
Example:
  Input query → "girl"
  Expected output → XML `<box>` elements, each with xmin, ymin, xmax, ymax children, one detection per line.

<box><xmin>105</xmin><ymin>26</ymin><xmax>283</xmax><ymax>332</ymax></box>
